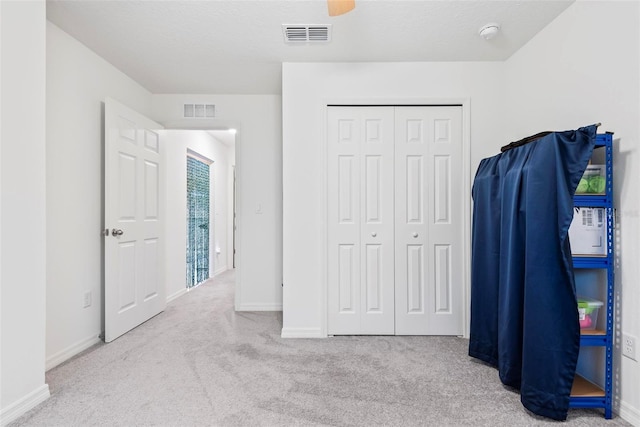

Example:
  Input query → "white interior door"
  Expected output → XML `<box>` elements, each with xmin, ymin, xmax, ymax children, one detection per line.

<box><xmin>104</xmin><ymin>98</ymin><xmax>165</xmax><ymax>342</ymax></box>
<box><xmin>394</xmin><ymin>106</ymin><xmax>463</xmax><ymax>335</ymax></box>
<box><xmin>327</xmin><ymin>107</ymin><xmax>395</xmax><ymax>335</ymax></box>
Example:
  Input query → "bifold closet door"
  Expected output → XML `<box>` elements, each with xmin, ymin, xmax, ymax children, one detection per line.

<box><xmin>327</xmin><ymin>107</ymin><xmax>395</xmax><ymax>335</ymax></box>
<box><xmin>394</xmin><ymin>106</ymin><xmax>463</xmax><ymax>335</ymax></box>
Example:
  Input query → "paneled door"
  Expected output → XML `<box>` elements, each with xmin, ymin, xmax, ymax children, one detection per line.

<box><xmin>327</xmin><ymin>105</ymin><xmax>464</xmax><ymax>336</ymax></box>
<box><xmin>327</xmin><ymin>107</ymin><xmax>395</xmax><ymax>334</ymax></box>
<box><xmin>394</xmin><ymin>106</ymin><xmax>463</xmax><ymax>335</ymax></box>
<box><xmin>104</xmin><ymin>98</ymin><xmax>165</xmax><ymax>342</ymax></box>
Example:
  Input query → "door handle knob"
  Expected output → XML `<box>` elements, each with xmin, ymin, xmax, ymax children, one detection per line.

<box><xmin>112</xmin><ymin>229</ymin><xmax>124</xmax><ymax>236</ymax></box>
<box><xmin>371</xmin><ymin>232</ymin><xmax>377</xmax><ymax>237</ymax></box>
<box><xmin>412</xmin><ymin>232</ymin><xmax>418</xmax><ymax>238</ymax></box>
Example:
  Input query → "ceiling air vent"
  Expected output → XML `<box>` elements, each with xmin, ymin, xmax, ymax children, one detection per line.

<box><xmin>184</xmin><ymin>104</ymin><xmax>215</xmax><ymax>118</ymax></box>
<box><xmin>283</xmin><ymin>25</ymin><xmax>331</xmax><ymax>43</ymax></box>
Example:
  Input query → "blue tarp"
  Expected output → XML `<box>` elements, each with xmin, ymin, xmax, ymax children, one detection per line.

<box><xmin>469</xmin><ymin>125</ymin><xmax>597</xmax><ymax>420</ymax></box>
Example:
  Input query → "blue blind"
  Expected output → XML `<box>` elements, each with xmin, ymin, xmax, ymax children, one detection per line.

<box><xmin>186</xmin><ymin>156</ymin><xmax>210</xmax><ymax>287</ymax></box>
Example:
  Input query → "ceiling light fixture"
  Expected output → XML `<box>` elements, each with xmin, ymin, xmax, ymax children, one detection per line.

<box><xmin>328</xmin><ymin>0</ymin><xmax>355</xmax><ymax>16</ymax></box>
<box><xmin>479</xmin><ymin>23</ymin><xmax>501</xmax><ymax>40</ymax></box>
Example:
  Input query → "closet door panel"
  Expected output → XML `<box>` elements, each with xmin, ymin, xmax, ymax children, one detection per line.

<box><xmin>328</xmin><ymin>107</ymin><xmax>394</xmax><ymax>335</ymax></box>
<box><xmin>434</xmin><ymin>244</ymin><xmax>452</xmax><ymax>313</ymax></box>
<box><xmin>360</xmin><ymin>108</ymin><xmax>395</xmax><ymax>335</ymax></box>
<box><xmin>434</xmin><ymin>155</ymin><xmax>451</xmax><ymax>224</ymax></box>
<box><xmin>328</xmin><ymin>110</ymin><xmax>361</xmax><ymax>334</ymax></box>
<box><xmin>406</xmin><ymin>244</ymin><xmax>425</xmax><ymax>313</ymax></box>
<box><xmin>395</xmin><ymin>107</ymin><xmax>463</xmax><ymax>335</ymax></box>
<box><xmin>427</xmin><ymin>110</ymin><xmax>463</xmax><ymax>334</ymax></box>
<box><xmin>406</xmin><ymin>155</ymin><xmax>424</xmax><ymax>223</ymax></box>
<box><xmin>395</xmin><ymin>108</ymin><xmax>429</xmax><ymax>334</ymax></box>
<box><xmin>338</xmin><ymin>244</ymin><xmax>357</xmax><ymax>313</ymax></box>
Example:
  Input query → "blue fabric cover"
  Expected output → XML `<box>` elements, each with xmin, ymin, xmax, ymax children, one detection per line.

<box><xmin>469</xmin><ymin>125</ymin><xmax>597</xmax><ymax>420</ymax></box>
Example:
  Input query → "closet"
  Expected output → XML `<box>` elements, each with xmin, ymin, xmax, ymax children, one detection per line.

<box><xmin>326</xmin><ymin>106</ymin><xmax>464</xmax><ymax>335</ymax></box>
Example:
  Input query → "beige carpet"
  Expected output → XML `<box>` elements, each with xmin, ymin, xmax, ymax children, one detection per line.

<box><xmin>11</xmin><ymin>270</ymin><xmax>629</xmax><ymax>426</ymax></box>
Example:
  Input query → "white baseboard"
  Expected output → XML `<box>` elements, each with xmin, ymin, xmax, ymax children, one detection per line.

<box><xmin>46</xmin><ymin>334</ymin><xmax>101</xmax><ymax>371</ymax></box>
<box><xmin>166</xmin><ymin>287</ymin><xmax>188</xmax><ymax>304</ymax></box>
<box><xmin>213</xmin><ymin>267</ymin><xmax>228</xmax><ymax>277</ymax></box>
<box><xmin>281</xmin><ymin>327</ymin><xmax>325</xmax><ymax>338</ymax></box>
<box><xmin>0</xmin><ymin>384</ymin><xmax>50</xmax><ymax>426</ymax></box>
<box><xmin>620</xmin><ymin>400</ymin><xmax>640</xmax><ymax>426</ymax></box>
<box><xmin>236</xmin><ymin>303</ymin><xmax>282</xmax><ymax>311</ymax></box>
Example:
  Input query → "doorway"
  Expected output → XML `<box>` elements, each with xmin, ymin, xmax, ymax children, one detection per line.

<box><xmin>186</xmin><ymin>153</ymin><xmax>212</xmax><ymax>288</ymax></box>
<box><xmin>161</xmin><ymin>129</ymin><xmax>236</xmax><ymax>303</ymax></box>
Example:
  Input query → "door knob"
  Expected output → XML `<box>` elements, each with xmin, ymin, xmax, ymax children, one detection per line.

<box><xmin>371</xmin><ymin>232</ymin><xmax>377</xmax><ymax>237</ymax></box>
<box><xmin>412</xmin><ymin>232</ymin><xmax>418</xmax><ymax>238</ymax></box>
<box><xmin>112</xmin><ymin>229</ymin><xmax>124</xmax><ymax>236</ymax></box>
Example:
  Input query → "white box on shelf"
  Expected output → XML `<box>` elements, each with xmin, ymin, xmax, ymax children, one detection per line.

<box><xmin>569</xmin><ymin>207</ymin><xmax>606</xmax><ymax>256</ymax></box>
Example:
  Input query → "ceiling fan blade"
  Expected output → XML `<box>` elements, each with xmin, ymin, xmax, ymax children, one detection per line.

<box><xmin>328</xmin><ymin>0</ymin><xmax>355</xmax><ymax>16</ymax></box>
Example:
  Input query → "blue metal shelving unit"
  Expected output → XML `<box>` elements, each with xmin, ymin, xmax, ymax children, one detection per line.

<box><xmin>569</xmin><ymin>133</ymin><xmax>614</xmax><ymax>419</ymax></box>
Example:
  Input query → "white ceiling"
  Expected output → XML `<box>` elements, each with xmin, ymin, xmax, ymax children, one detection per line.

<box><xmin>47</xmin><ymin>0</ymin><xmax>574</xmax><ymax>95</ymax></box>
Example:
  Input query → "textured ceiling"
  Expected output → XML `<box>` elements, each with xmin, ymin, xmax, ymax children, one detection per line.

<box><xmin>47</xmin><ymin>0</ymin><xmax>574</xmax><ymax>94</ymax></box>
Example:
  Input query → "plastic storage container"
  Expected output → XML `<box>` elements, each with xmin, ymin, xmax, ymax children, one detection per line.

<box><xmin>576</xmin><ymin>165</ymin><xmax>606</xmax><ymax>194</ymax></box>
<box><xmin>577</xmin><ymin>297</ymin><xmax>603</xmax><ymax>330</ymax></box>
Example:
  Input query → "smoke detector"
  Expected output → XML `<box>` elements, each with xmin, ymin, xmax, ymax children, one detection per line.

<box><xmin>479</xmin><ymin>23</ymin><xmax>500</xmax><ymax>40</ymax></box>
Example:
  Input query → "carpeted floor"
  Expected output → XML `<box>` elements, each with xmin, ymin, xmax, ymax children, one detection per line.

<box><xmin>11</xmin><ymin>270</ymin><xmax>630</xmax><ymax>426</ymax></box>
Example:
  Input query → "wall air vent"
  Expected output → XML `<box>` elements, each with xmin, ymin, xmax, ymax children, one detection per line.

<box><xmin>184</xmin><ymin>104</ymin><xmax>215</xmax><ymax>118</ymax></box>
<box><xmin>282</xmin><ymin>25</ymin><xmax>332</xmax><ymax>43</ymax></box>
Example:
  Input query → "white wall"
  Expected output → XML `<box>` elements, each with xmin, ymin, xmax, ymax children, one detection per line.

<box><xmin>281</xmin><ymin>62</ymin><xmax>505</xmax><ymax>337</ymax></box>
<box><xmin>152</xmin><ymin>94</ymin><xmax>283</xmax><ymax>310</ymax></box>
<box><xmin>0</xmin><ymin>1</ymin><xmax>50</xmax><ymax>424</ymax></box>
<box><xmin>209</xmin><ymin>134</ymin><xmax>234</xmax><ymax>277</ymax></box>
<box><xmin>162</xmin><ymin>130</ymin><xmax>233</xmax><ymax>302</ymax></box>
<box><xmin>504</xmin><ymin>1</ymin><xmax>640</xmax><ymax>423</ymax></box>
<box><xmin>45</xmin><ymin>22</ymin><xmax>153</xmax><ymax>370</ymax></box>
